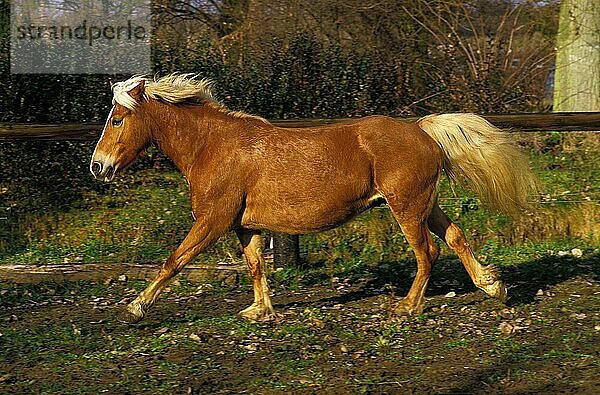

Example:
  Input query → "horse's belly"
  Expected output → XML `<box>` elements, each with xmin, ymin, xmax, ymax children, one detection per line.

<box><xmin>240</xmin><ymin>191</ymin><xmax>379</xmax><ymax>234</ymax></box>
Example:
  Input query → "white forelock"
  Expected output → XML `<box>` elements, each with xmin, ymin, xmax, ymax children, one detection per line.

<box><xmin>112</xmin><ymin>75</ymin><xmax>147</xmax><ymax>110</ymax></box>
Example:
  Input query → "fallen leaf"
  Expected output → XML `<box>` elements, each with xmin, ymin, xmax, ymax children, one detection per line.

<box><xmin>498</xmin><ymin>321</ymin><xmax>514</xmax><ymax>336</ymax></box>
<box><xmin>571</xmin><ymin>248</ymin><xmax>583</xmax><ymax>258</ymax></box>
<box><xmin>570</xmin><ymin>313</ymin><xmax>587</xmax><ymax>320</ymax></box>
<box><xmin>241</xmin><ymin>343</ymin><xmax>258</xmax><ymax>352</ymax></box>
<box><xmin>72</xmin><ymin>325</ymin><xmax>81</xmax><ymax>336</ymax></box>
<box><xmin>189</xmin><ymin>333</ymin><xmax>202</xmax><ymax>342</ymax></box>
<box><xmin>155</xmin><ymin>327</ymin><xmax>170</xmax><ymax>335</ymax></box>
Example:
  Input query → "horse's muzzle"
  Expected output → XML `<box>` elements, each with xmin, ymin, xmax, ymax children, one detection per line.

<box><xmin>90</xmin><ymin>161</ymin><xmax>115</xmax><ymax>182</ymax></box>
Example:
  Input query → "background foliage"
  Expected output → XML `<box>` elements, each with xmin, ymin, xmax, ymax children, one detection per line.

<box><xmin>0</xmin><ymin>0</ymin><xmax>564</xmax><ymax>259</ymax></box>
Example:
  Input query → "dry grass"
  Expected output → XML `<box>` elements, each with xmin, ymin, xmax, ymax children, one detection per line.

<box><xmin>500</xmin><ymin>202</ymin><xmax>600</xmax><ymax>244</ymax></box>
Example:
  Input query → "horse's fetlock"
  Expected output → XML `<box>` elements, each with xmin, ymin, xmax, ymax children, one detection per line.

<box><xmin>474</xmin><ymin>266</ymin><xmax>507</xmax><ymax>303</ymax></box>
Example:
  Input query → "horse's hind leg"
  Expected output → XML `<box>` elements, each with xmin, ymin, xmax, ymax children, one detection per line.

<box><xmin>428</xmin><ymin>204</ymin><xmax>507</xmax><ymax>302</ymax></box>
<box><xmin>236</xmin><ymin>229</ymin><xmax>276</xmax><ymax>321</ymax></box>
<box><xmin>393</xmin><ymin>219</ymin><xmax>439</xmax><ymax>316</ymax></box>
<box><xmin>386</xmin><ymin>195</ymin><xmax>439</xmax><ymax>317</ymax></box>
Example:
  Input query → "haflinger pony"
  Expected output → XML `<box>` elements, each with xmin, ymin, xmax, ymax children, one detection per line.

<box><xmin>91</xmin><ymin>73</ymin><xmax>536</xmax><ymax>324</ymax></box>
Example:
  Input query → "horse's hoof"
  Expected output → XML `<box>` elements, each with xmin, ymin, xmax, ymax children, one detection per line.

<box><xmin>477</xmin><ymin>265</ymin><xmax>508</xmax><ymax>303</ymax></box>
<box><xmin>118</xmin><ymin>309</ymin><xmax>144</xmax><ymax>324</ymax></box>
<box><xmin>238</xmin><ymin>304</ymin><xmax>277</xmax><ymax>322</ymax></box>
<box><xmin>391</xmin><ymin>300</ymin><xmax>423</xmax><ymax>319</ymax></box>
<box><xmin>117</xmin><ymin>301</ymin><xmax>146</xmax><ymax>324</ymax></box>
<box><xmin>480</xmin><ymin>280</ymin><xmax>508</xmax><ymax>303</ymax></box>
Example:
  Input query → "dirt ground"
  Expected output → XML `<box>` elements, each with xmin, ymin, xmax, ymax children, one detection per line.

<box><xmin>1</xmin><ymin>256</ymin><xmax>599</xmax><ymax>394</ymax></box>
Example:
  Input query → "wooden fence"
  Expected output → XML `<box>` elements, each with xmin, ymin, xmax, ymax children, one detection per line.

<box><xmin>1</xmin><ymin>112</ymin><xmax>600</xmax><ymax>140</ymax></box>
<box><xmin>1</xmin><ymin>112</ymin><xmax>599</xmax><ymax>281</ymax></box>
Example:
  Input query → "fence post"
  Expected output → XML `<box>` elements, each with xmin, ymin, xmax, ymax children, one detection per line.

<box><xmin>272</xmin><ymin>233</ymin><xmax>301</xmax><ymax>269</ymax></box>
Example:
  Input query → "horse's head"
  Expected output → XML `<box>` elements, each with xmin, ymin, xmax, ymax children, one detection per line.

<box><xmin>90</xmin><ymin>77</ymin><xmax>152</xmax><ymax>182</ymax></box>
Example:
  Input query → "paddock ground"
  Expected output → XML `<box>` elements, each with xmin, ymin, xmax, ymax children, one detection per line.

<box><xmin>1</xmin><ymin>253</ymin><xmax>599</xmax><ymax>394</ymax></box>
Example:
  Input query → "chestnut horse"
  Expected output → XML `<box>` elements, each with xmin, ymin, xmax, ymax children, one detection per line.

<box><xmin>91</xmin><ymin>74</ymin><xmax>536</xmax><ymax>323</ymax></box>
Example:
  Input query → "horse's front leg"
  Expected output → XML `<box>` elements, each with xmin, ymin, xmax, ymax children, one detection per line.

<box><xmin>119</xmin><ymin>220</ymin><xmax>221</xmax><ymax>324</ymax></box>
<box><xmin>236</xmin><ymin>229</ymin><xmax>277</xmax><ymax>322</ymax></box>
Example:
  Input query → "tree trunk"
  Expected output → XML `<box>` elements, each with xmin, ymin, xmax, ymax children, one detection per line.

<box><xmin>553</xmin><ymin>0</ymin><xmax>600</xmax><ymax>111</ymax></box>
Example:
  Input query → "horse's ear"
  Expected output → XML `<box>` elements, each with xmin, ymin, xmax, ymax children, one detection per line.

<box><xmin>128</xmin><ymin>81</ymin><xmax>145</xmax><ymax>102</ymax></box>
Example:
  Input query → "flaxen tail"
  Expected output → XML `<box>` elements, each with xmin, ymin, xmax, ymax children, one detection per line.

<box><xmin>418</xmin><ymin>113</ymin><xmax>537</xmax><ymax>215</ymax></box>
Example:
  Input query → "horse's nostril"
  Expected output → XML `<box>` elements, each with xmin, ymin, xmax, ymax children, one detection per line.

<box><xmin>91</xmin><ymin>161</ymin><xmax>103</xmax><ymax>177</ymax></box>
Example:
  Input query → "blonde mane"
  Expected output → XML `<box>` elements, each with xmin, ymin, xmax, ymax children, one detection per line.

<box><xmin>112</xmin><ymin>73</ymin><xmax>266</xmax><ymax>122</ymax></box>
<box><xmin>112</xmin><ymin>73</ymin><xmax>215</xmax><ymax>110</ymax></box>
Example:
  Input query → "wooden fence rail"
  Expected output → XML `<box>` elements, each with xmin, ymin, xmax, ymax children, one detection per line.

<box><xmin>1</xmin><ymin>112</ymin><xmax>599</xmax><ymax>140</ymax></box>
<box><xmin>0</xmin><ymin>263</ymin><xmax>245</xmax><ymax>285</ymax></box>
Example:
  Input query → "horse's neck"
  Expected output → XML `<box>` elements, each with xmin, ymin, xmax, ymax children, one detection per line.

<box><xmin>148</xmin><ymin>102</ymin><xmax>215</xmax><ymax>177</ymax></box>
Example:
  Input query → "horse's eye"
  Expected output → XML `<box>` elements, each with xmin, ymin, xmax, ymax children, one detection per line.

<box><xmin>112</xmin><ymin>118</ymin><xmax>123</xmax><ymax>127</ymax></box>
